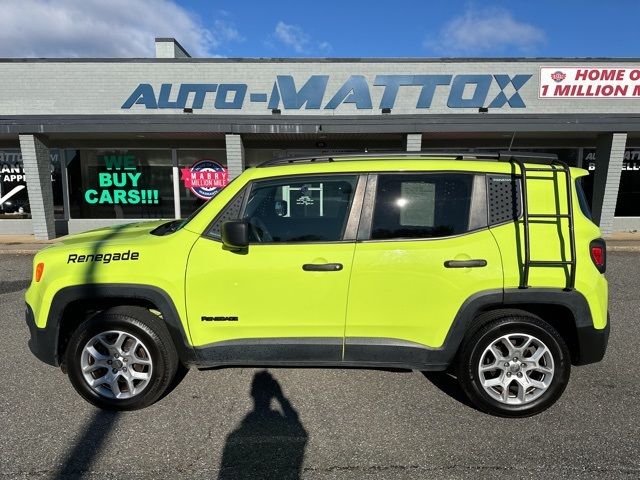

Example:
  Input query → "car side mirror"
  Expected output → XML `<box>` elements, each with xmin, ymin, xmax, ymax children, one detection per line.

<box><xmin>221</xmin><ymin>220</ymin><xmax>249</xmax><ymax>251</ymax></box>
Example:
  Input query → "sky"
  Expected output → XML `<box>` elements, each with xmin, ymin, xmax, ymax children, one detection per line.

<box><xmin>0</xmin><ymin>0</ymin><xmax>638</xmax><ymax>58</ymax></box>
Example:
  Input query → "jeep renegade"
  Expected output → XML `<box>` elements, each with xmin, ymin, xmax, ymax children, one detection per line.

<box><xmin>25</xmin><ymin>152</ymin><xmax>609</xmax><ymax>416</ymax></box>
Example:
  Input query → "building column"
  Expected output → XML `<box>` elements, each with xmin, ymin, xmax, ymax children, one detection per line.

<box><xmin>225</xmin><ymin>134</ymin><xmax>245</xmax><ymax>180</ymax></box>
<box><xmin>171</xmin><ymin>149</ymin><xmax>181</xmax><ymax>219</ymax></box>
<box><xmin>19</xmin><ymin>134</ymin><xmax>56</xmax><ymax>240</ymax></box>
<box><xmin>591</xmin><ymin>132</ymin><xmax>627</xmax><ymax>235</ymax></box>
<box><xmin>406</xmin><ymin>133</ymin><xmax>422</xmax><ymax>152</ymax></box>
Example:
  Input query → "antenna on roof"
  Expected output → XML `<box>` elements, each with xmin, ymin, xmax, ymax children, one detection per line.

<box><xmin>508</xmin><ymin>131</ymin><xmax>516</xmax><ymax>152</ymax></box>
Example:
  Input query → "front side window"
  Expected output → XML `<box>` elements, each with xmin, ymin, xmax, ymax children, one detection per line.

<box><xmin>371</xmin><ymin>173</ymin><xmax>475</xmax><ymax>240</ymax></box>
<box><xmin>242</xmin><ymin>175</ymin><xmax>358</xmax><ymax>243</ymax></box>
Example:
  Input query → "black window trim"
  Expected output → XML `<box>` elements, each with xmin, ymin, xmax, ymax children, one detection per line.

<box><xmin>202</xmin><ymin>186</ymin><xmax>250</xmax><ymax>240</ymax></box>
<box><xmin>357</xmin><ymin>171</ymin><xmax>490</xmax><ymax>243</ymax></box>
<box><xmin>204</xmin><ymin>172</ymin><xmax>367</xmax><ymax>245</ymax></box>
<box><xmin>575</xmin><ymin>177</ymin><xmax>593</xmax><ymax>221</ymax></box>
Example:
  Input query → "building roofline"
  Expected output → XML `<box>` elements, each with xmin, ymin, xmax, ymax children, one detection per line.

<box><xmin>0</xmin><ymin>57</ymin><xmax>640</xmax><ymax>63</ymax></box>
<box><xmin>1</xmin><ymin>113</ymin><xmax>640</xmax><ymax>135</ymax></box>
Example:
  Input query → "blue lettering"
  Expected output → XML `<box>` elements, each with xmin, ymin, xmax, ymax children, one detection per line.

<box><xmin>215</xmin><ymin>84</ymin><xmax>247</xmax><ymax>109</ymax></box>
<box><xmin>447</xmin><ymin>75</ymin><xmax>492</xmax><ymax>108</ymax></box>
<box><xmin>268</xmin><ymin>81</ymin><xmax>280</xmax><ymax>108</ymax></box>
<box><xmin>414</xmin><ymin>75</ymin><xmax>453</xmax><ymax>108</ymax></box>
<box><xmin>250</xmin><ymin>93</ymin><xmax>268</xmax><ymax>102</ymax></box>
<box><xmin>121</xmin><ymin>84</ymin><xmax>157</xmax><ymax>109</ymax></box>
<box><xmin>268</xmin><ymin>75</ymin><xmax>328</xmax><ymax>110</ymax></box>
<box><xmin>121</xmin><ymin>74</ymin><xmax>529</xmax><ymax>111</ymax></box>
<box><xmin>158</xmin><ymin>84</ymin><xmax>182</xmax><ymax>108</ymax></box>
<box><xmin>183</xmin><ymin>84</ymin><xmax>218</xmax><ymax>109</ymax></box>
<box><xmin>374</xmin><ymin>75</ymin><xmax>414</xmax><ymax>109</ymax></box>
<box><xmin>325</xmin><ymin>75</ymin><xmax>372</xmax><ymax>110</ymax></box>
<box><xmin>488</xmin><ymin>74</ymin><xmax>531</xmax><ymax>108</ymax></box>
<box><xmin>375</xmin><ymin>75</ymin><xmax>454</xmax><ymax>109</ymax></box>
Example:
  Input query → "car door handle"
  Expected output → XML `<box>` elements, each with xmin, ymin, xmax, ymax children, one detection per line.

<box><xmin>302</xmin><ymin>263</ymin><xmax>343</xmax><ymax>272</ymax></box>
<box><xmin>444</xmin><ymin>259</ymin><xmax>487</xmax><ymax>268</ymax></box>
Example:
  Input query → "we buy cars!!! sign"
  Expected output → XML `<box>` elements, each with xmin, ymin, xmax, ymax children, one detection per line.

<box><xmin>539</xmin><ymin>67</ymin><xmax>640</xmax><ymax>98</ymax></box>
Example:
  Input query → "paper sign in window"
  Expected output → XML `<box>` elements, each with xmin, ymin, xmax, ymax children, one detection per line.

<box><xmin>400</xmin><ymin>182</ymin><xmax>435</xmax><ymax>226</ymax></box>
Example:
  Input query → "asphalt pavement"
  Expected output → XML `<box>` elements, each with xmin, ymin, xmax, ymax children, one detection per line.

<box><xmin>1</xmin><ymin>253</ymin><xmax>638</xmax><ymax>479</ymax></box>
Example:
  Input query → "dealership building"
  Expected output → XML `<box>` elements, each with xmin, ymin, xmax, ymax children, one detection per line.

<box><xmin>1</xmin><ymin>37</ymin><xmax>639</xmax><ymax>239</ymax></box>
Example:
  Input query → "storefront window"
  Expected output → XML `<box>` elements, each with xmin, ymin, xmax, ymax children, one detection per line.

<box><xmin>582</xmin><ymin>148</ymin><xmax>640</xmax><ymax>216</ymax></box>
<box><xmin>67</xmin><ymin>149</ymin><xmax>173</xmax><ymax>219</ymax></box>
<box><xmin>0</xmin><ymin>149</ymin><xmax>64</xmax><ymax>219</ymax></box>
<box><xmin>177</xmin><ymin>149</ymin><xmax>228</xmax><ymax>217</ymax></box>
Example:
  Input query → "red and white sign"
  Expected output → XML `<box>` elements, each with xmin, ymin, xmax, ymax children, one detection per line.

<box><xmin>180</xmin><ymin>159</ymin><xmax>228</xmax><ymax>200</ymax></box>
<box><xmin>539</xmin><ymin>67</ymin><xmax>640</xmax><ymax>98</ymax></box>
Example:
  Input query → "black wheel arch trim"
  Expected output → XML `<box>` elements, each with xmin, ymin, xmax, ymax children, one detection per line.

<box><xmin>26</xmin><ymin>285</ymin><xmax>606</xmax><ymax>370</ymax></box>
<box><xmin>28</xmin><ymin>283</ymin><xmax>196</xmax><ymax>367</ymax></box>
<box><xmin>439</xmin><ymin>287</ymin><xmax>606</xmax><ymax>366</ymax></box>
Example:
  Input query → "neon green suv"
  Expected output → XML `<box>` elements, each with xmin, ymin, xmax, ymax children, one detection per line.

<box><xmin>25</xmin><ymin>152</ymin><xmax>609</xmax><ymax>416</ymax></box>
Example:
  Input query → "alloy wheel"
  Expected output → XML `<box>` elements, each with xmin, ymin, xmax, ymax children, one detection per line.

<box><xmin>477</xmin><ymin>333</ymin><xmax>555</xmax><ymax>405</ymax></box>
<box><xmin>80</xmin><ymin>330</ymin><xmax>153</xmax><ymax>400</ymax></box>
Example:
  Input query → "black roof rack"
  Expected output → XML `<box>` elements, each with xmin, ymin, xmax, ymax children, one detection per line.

<box><xmin>257</xmin><ymin>150</ymin><xmax>559</xmax><ymax>167</ymax></box>
<box><xmin>497</xmin><ymin>150</ymin><xmax>559</xmax><ymax>164</ymax></box>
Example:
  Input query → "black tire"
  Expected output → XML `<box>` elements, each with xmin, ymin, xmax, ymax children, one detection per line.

<box><xmin>457</xmin><ymin>310</ymin><xmax>571</xmax><ymax>417</ymax></box>
<box><xmin>65</xmin><ymin>306</ymin><xmax>180</xmax><ymax>410</ymax></box>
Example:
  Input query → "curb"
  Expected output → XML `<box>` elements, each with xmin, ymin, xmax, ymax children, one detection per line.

<box><xmin>608</xmin><ymin>245</ymin><xmax>640</xmax><ymax>252</ymax></box>
<box><xmin>0</xmin><ymin>249</ymin><xmax>42</xmax><ymax>255</ymax></box>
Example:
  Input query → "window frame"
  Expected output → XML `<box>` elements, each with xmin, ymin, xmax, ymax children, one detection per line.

<box><xmin>357</xmin><ymin>171</ymin><xmax>489</xmax><ymax>242</ymax></box>
<box><xmin>204</xmin><ymin>173</ymin><xmax>367</xmax><ymax>245</ymax></box>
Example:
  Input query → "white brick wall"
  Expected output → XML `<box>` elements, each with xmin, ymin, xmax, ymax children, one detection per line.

<box><xmin>1</xmin><ymin>61</ymin><xmax>639</xmax><ymax>116</ymax></box>
<box><xmin>225</xmin><ymin>134</ymin><xmax>245</xmax><ymax>180</ymax></box>
<box><xmin>597</xmin><ymin>133</ymin><xmax>627</xmax><ymax>235</ymax></box>
<box><xmin>406</xmin><ymin>134</ymin><xmax>422</xmax><ymax>152</ymax></box>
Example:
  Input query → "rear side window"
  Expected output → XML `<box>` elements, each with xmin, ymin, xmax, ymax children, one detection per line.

<box><xmin>488</xmin><ymin>175</ymin><xmax>522</xmax><ymax>226</ymax></box>
<box><xmin>370</xmin><ymin>173</ymin><xmax>475</xmax><ymax>240</ymax></box>
<box><xmin>575</xmin><ymin>178</ymin><xmax>593</xmax><ymax>220</ymax></box>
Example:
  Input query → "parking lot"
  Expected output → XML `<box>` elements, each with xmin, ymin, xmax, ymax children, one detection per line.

<box><xmin>1</xmin><ymin>252</ymin><xmax>639</xmax><ymax>479</ymax></box>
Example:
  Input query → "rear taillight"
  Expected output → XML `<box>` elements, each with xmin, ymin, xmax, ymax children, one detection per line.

<box><xmin>35</xmin><ymin>262</ymin><xmax>45</xmax><ymax>282</ymax></box>
<box><xmin>590</xmin><ymin>239</ymin><xmax>606</xmax><ymax>274</ymax></box>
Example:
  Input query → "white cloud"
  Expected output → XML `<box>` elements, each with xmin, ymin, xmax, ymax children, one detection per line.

<box><xmin>274</xmin><ymin>21</ymin><xmax>309</xmax><ymax>53</ymax></box>
<box><xmin>213</xmin><ymin>19</ymin><xmax>244</xmax><ymax>44</ymax></box>
<box><xmin>318</xmin><ymin>41</ymin><xmax>333</xmax><ymax>55</ymax></box>
<box><xmin>425</xmin><ymin>7</ymin><xmax>546</xmax><ymax>55</ymax></box>
<box><xmin>273</xmin><ymin>21</ymin><xmax>330</xmax><ymax>55</ymax></box>
<box><xmin>0</xmin><ymin>0</ymin><xmax>241</xmax><ymax>57</ymax></box>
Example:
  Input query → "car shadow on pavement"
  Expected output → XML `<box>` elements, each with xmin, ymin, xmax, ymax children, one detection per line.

<box><xmin>217</xmin><ymin>370</ymin><xmax>308</xmax><ymax>480</ymax></box>
<box><xmin>0</xmin><ymin>279</ymin><xmax>30</xmax><ymax>295</ymax></box>
<box><xmin>52</xmin><ymin>410</ymin><xmax>119</xmax><ymax>479</ymax></box>
<box><xmin>421</xmin><ymin>371</ymin><xmax>479</xmax><ymax>411</ymax></box>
